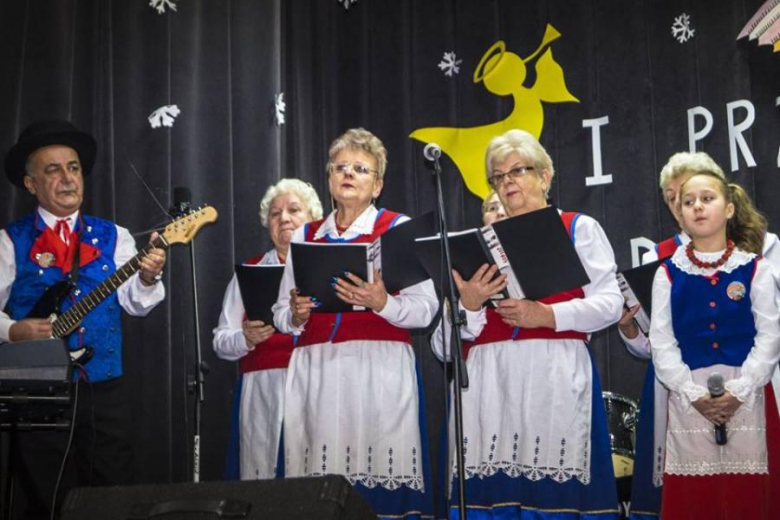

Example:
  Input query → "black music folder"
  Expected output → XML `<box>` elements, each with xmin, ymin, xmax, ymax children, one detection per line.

<box><xmin>415</xmin><ymin>206</ymin><xmax>591</xmax><ymax>304</ymax></box>
<box><xmin>372</xmin><ymin>211</ymin><xmax>437</xmax><ymax>294</ymax></box>
<box><xmin>617</xmin><ymin>259</ymin><xmax>662</xmax><ymax>334</ymax></box>
<box><xmin>490</xmin><ymin>206</ymin><xmax>590</xmax><ymax>300</ymax></box>
<box><xmin>415</xmin><ymin>228</ymin><xmax>509</xmax><ymax>306</ymax></box>
<box><xmin>291</xmin><ymin>242</ymin><xmax>369</xmax><ymax>313</ymax></box>
<box><xmin>234</xmin><ymin>264</ymin><xmax>285</xmax><ymax>324</ymax></box>
<box><xmin>291</xmin><ymin>213</ymin><xmax>437</xmax><ymax>312</ymax></box>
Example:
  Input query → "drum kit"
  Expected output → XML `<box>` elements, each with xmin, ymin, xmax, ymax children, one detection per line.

<box><xmin>602</xmin><ymin>391</ymin><xmax>638</xmax><ymax>519</ymax></box>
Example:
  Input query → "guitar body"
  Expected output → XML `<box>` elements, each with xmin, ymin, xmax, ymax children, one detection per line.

<box><xmin>26</xmin><ymin>280</ymin><xmax>75</xmax><ymax>320</ymax></box>
<box><xmin>23</xmin><ymin>280</ymin><xmax>94</xmax><ymax>364</ymax></box>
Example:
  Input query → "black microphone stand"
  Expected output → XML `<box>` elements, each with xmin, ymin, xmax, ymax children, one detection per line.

<box><xmin>428</xmin><ymin>151</ymin><xmax>469</xmax><ymax>520</ymax></box>
<box><xmin>169</xmin><ymin>201</ymin><xmax>209</xmax><ymax>483</ymax></box>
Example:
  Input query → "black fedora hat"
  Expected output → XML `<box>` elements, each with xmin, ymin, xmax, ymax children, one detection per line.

<box><xmin>4</xmin><ymin>119</ymin><xmax>97</xmax><ymax>189</ymax></box>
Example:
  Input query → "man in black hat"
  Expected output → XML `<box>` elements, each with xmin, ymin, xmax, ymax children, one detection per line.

<box><xmin>0</xmin><ymin>119</ymin><xmax>167</xmax><ymax>518</ymax></box>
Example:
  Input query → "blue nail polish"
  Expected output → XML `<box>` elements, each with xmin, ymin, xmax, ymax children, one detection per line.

<box><xmin>332</xmin><ymin>276</ymin><xmax>340</xmax><ymax>283</ymax></box>
<box><xmin>343</xmin><ymin>271</ymin><xmax>351</xmax><ymax>277</ymax></box>
<box><xmin>311</xmin><ymin>296</ymin><xmax>319</xmax><ymax>302</ymax></box>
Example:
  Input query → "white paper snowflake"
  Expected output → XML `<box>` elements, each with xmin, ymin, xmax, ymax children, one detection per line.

<box><xmin>274</xmin><ymin>93</ymin><xmax>286</xmax><ymax>126</ymax></box>
<box><xmin>338</xmin><ymin>0</ymin><xmax>357</xmax><ymax>10</ymax></box>
<box><xmin>671</xmin><ymin>13</ymin><xmax>695</xmax><ymax>43</ymax></box>
<box><xmin>438</xmin><ymin>52</ymin><xmax>463</xmax><ymax>77</ymax></box>
<box><xmin>149</xmin><ymin>0</ymin><xmax>177</xmax><ymax>15</ymax></box>
<box><xmin>148</xmin><ymin>105</ymin><xmax>181</xmax><ymax>128</ymax></box>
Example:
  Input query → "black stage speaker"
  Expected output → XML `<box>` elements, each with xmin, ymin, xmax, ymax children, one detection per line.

<box><xmin>60</xmin><ymin>475</ymin><xmax>376</xmax><ymax>520</ymax></box>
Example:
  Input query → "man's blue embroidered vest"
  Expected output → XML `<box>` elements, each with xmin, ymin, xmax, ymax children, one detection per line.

<box><xmin>667</xmin><ymin>258</ymin><xmax>757</xmax><ymax>371</ymax></box>
<box><xmin>6</xmin><ymin>211</ymin><xmax>123</xmax><ymax>382</ymax></box>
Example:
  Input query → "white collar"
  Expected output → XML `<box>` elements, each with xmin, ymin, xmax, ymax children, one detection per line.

<box><xmin>670</xmin><ymin>243</ymin><xmax>756</xmax><ymax>276</ymax></box>
<box><xmin>260</xmin><ymin>248</ymin><xmax>282</xmax><ymax>265</ymax></box>
<box><xmin>313</xmin><ymin>205</ymin><xmax>378</xmax><ymax>241</ymax></box>
<box><xmin>37</xmin><ymin>206</ymin><xmax>79</xmax><ymax>230</ymax></box>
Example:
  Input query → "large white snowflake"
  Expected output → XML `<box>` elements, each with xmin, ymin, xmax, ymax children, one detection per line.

<box><xmin>671</xmin><ymin>13</ymin><xmax>695</xmax><ymax>43</ymax></box>
<box><xmin>438</xmin><ymin>51</ymin><xmax>463</xmax><ymax>77</ymax></box>
<box><xmin>148</xmin><ymin>105</ymin><xmax>181</xmax><ymax>128</ymax></box>
<box><xmin>149</xmin><ymin>0</ymin><xmax>177</xmax><ymax>15</ymax></box>
<box><xmin>337</xmin><ymin>0</ymin><xmax>357</xmax><ymax>10</ymax></box>
<box><xmin>274</xmin><ymin>93</ymin><xmax>286</xmax><ymax>126</ymax></box>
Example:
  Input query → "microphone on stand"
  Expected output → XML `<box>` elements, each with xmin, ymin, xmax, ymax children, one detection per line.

<box><xmin>423</xmin><ymin>142</ymin><xmax>442</xmax><ymax>161</ymax></box>
<box><xmin>707</xmin><ymin>372</ymin><xmax>728</xmax><ymax>445</ymax></box>
<box><xmin>170</xmin><ymin>187</ymin><xmax>192</xmax><ymax>218</ymax></box>
<box><xmin>422</xmin><ymin>139</ymin><xmax>468</xmax><ymax>519</ymax></box>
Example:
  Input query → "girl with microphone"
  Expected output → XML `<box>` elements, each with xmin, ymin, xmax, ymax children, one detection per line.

<box><xmin>649</xmin><ymin>171</ymin><xmax>780</xmax><ymax>518</ymax></box>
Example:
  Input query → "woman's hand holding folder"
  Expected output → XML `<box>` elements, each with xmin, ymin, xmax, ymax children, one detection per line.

<box><xmin>290</xmin><ymin>288</ymin><xmax>318</xmax><ymax>327</ymax></box>
<box><xmin>452</xmin><ymin>264</ymin><xmax>508</xmax><ymax>312</ymax></box>
<box><xmin>333</xmin><ymin>269</ymin><xmax>388</xmax><ymax>312</ymax></box>
<box><xmin>242</xmin><ymin>320</ymin><xmax>275</xmax><ymax>349</ymax></box>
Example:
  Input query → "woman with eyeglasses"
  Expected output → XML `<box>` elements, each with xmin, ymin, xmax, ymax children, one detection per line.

<box><xmin>435</xmin><ymin>129</ymin><xmax>623</xmax><ymax>519</ymax></box>
<box><xmin>272</xmin><ymin>128</ymin><xmax>438</xmax><ymax>519</ymax></box>
<box><xmin>213</xmin><ymin>179</ymin><xmax>323</xmax><ymax>481</ymax></box>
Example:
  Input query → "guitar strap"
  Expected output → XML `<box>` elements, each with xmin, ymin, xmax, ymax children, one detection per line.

<box><xmin>68</xmin><ymin>230</ymin><xmax>81</xmax><ymax>285</ymax></box>
<box><xmin>65</xmin><ymin>230</ymin><xmax>96</xmax><ymax>365</ymax></box>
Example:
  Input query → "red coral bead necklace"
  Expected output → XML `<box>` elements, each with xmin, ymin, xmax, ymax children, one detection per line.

<box><xmin>685</xmin><ymin>239</ymin><xmax>735</xmax><ymax>269</ymax></box>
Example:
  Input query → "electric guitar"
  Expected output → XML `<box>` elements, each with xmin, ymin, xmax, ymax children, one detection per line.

<box><xmin>26</xmin><ymin>206</ymin><xmax>218</xmax><ymax>342</ymax></box>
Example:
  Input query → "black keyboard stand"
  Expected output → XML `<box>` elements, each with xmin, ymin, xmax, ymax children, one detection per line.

<box><xmin>0</xmin><ymin>339</ymin><xmax>73</xmax><ymax>520</ymax></box>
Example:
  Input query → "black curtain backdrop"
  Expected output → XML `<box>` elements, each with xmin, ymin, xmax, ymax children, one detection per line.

<box><xmin>1</xmin><ymin>0</ymin><xmax>779</xmax><ymax>512</ymax></box>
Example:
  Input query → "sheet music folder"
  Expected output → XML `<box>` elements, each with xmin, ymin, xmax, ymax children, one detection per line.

<box><xmin>490</xmin><ymin>206</ymin><xmax>590</xmax><ymax>301</ymax></box>
<box><xmin>375</xmin><ymin>211</ymin><xmax>437</xmax><ymax>294</ymax></box>
<box><xmin>290</xmin><ymin>213</ymin><xmax>437</xmax><ymax>313</ymax></box>
<box><xmin>415</xmin><ymin>228</ymin><xmax>508</xmax><ymax>305</ymax></box>
<box><xmin>291</xmin><ymin>242</ymin><xmax>369</xmax><ymax>313</ymax></box>
<box><xmin>415</xmin><ymin>206</ymin><xmax>590</xmax><ymax>303</ymax></box>
<box><xmin>617</xmin><ymin>259</ymin><xmax>662</xmax><ymax>334</ymax></box>
<box><xmin>234</xmin><ymin>264</ymin><xmax>285</xmax><ymax>324</ymax></box>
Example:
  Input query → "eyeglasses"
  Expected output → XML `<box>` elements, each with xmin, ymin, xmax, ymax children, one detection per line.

<box><xmin>330</xmin><ymin>162</ymin><xmax>377</xmax><ymax>176</ymax></box>
<box><xmin>487</xmin><ymin>166</ymin><xmax>535</xmax><ymax>188</ymax></box>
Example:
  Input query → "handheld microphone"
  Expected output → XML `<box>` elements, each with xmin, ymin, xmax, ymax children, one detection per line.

<box><xmin>170</xmin><ymin>186</ymin><xmax>192</xmax><ymax>218</ymax></box>
<box><xmin>707</xmin><ymin>372</ymin><xmax>728</xmax><ymax>445</ymax></box>
<box><xmin>423</xmin><ymin>143</ymin><xmax>442</xmax><ymax>161</ymax></box>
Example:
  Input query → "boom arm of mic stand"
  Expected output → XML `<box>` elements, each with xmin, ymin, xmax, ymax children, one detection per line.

<box><xmin>430</xmin><ymin>155</ymin><xmax>469</xmax><ymax>519</ymax></box>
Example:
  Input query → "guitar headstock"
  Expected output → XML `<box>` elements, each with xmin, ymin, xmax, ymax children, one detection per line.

<box><xmin>161</xmin><ymin>205</ymin><xmax>219</xmax><ymax>246</ymax></box>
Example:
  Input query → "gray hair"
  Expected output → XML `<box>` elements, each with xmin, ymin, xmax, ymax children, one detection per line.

<box><xmin>659</xmin><ymin>152</ymin><xmax>726</xmax><ymax>202</ymax></box>
<box><xmin>259</xmin><ymin>178</ymin><xmax>323</xmax><ymax>228</ymax></box>
<box><xmin>326</xmin><ymin>128</ymin><xmax>388</xmax><ymax>180</ymax></box>
<box><xmin>485</xmin><ymin>129</ymin><xmax>554</xmax><ymax>197</ymax></box>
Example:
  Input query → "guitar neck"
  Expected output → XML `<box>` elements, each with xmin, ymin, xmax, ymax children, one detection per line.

<box><xmin>52</xmin><ymin>236</ymin><xmax>168</xmax><ymax>338</ymax></box>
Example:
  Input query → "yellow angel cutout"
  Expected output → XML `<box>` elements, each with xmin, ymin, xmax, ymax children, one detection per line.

<box><xmin>410</xmin><ymin>25</ymin><xmax>579</xmax><ymax>199</ymax></box>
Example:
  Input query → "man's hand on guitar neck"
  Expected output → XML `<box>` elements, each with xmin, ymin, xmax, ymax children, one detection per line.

<box><xmin>139</xmin><ymin>232</ymin><xmax>167</xmax><ymax>287</ymax></box>
<box><xmin>9</xmin><ymin>318</ymin><xmax>53</xmax><ymax>341</ymax></box>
